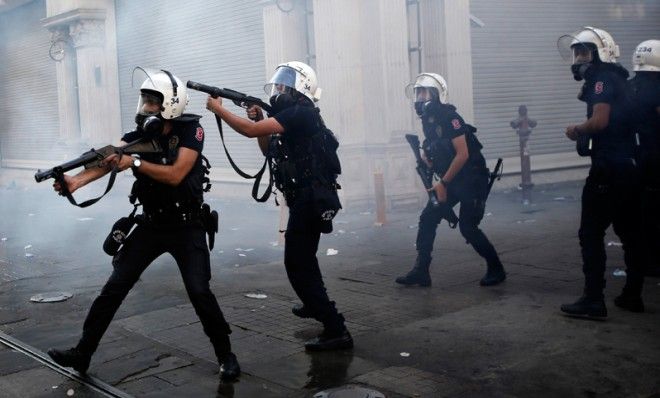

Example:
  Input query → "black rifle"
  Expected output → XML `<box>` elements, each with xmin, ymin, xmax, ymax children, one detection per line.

<box><xmin>405</xmin><ymin>134</ymin><xmax>459</xmax><ymax>228</ymax></box>
<box><xmin>34</xmin><ymin>138</ymin><xmax>162</xmax><ymax>208</ymax></box>
<box><xmin>34</xmin><ymin>139</ymin><xmax>161</xmax><ymax>182</ymax></box>
<box><xmin>186</xmin><ymin>80</ymin><xmax>274</xmax><ymax>202</ymax></box>
<box><xmin>186</xmin><ymin>81</ymin><xmax>273</xmax><ymax>114</ymax></box>
<box><xmin>487</xmin><ymin>158</ymin><xmax>504</xmax><ymax>196</ymax></box>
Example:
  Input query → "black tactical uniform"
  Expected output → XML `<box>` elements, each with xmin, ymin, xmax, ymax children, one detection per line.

<box><xmin>561</xmin><ymin>63</ymin><xmax>645</xmax><ymax>317</ymax></box>
<box><xmin>629</xmin><ymin>72</ymin><xmax>660</xmax><ymax>278</ymax></box>
<box><xmin>396</xmin><ymin>101</ymin><xmax>505</xmax><ymax>287</ymax></box>
<box><xmin>270</xmin><ymin>101</ymin><xmax>353</xmax><ymax>351</ymax></box>
<box><xmin>48</xmin><ymin>117</ymin><xmax>240</xmax><ymax>378</ymax></box>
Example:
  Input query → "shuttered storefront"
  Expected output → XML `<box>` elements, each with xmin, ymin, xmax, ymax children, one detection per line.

<box><xmin>115</xmin><ymin>0</ymin><xmax>267</xmax><ymax>178</ymax></box>
<box><xmin>0</xmin><ymin>0</ymin><xmax>60</xmax><ymax>167</ymax></box>
<box><xmin>470</xmin><ymin>0</ymin><xmax>660</xmax><ymax>160</ymax></box>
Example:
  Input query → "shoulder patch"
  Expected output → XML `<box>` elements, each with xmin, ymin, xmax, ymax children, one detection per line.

<box><xmin>451</xmin><ymin>119</ymin><xmax>461</xmax><ymax>130</ymax></box>
<box><xmin>594</xmin><ymin>81</ymin><xmax>604</xmax><ymax>95</ymax></box>
<box><xmin>195</xmin><ymin>127</ymin><xmax>204</xmax><ymax>142</ymax></box>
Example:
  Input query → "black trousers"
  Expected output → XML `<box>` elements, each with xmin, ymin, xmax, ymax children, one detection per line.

<box><xmin>641</xmin><ymin>156</ymin><xmax>660</xmax><ymax>273</ymax></box>
<box><xmin>77</xmin><ymin>222</ymin><xmax>232</xmax><ymax>358</ymax></box>
<box><xmin>284</xmin><ymin>195</ymin><xmax>345</xmax><ymax>335</ymax></box>
<box><xmin>416</xmin><ymin>174</ymin><xmax>501</xmax><ymax>267</ymax></box>
<box><xmin>579</xmin><ymin>164</ymin><xmax>644</xmax><ymax>299</ymax></box>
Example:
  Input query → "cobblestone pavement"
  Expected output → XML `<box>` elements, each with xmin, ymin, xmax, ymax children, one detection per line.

<box><xmin>0</xmin><ymin>173</ymin><xmax>658</xmax><ymax>397</ymax></box>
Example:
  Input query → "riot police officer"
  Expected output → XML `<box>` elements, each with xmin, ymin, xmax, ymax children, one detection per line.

<box><xmin>206</xmin><ymin>61</ymin><xmax>353</xmax><ymax>351</ymax></box>
<box><xmin>47</xmin><ymin>69</ymin><xmax>241</xmax><ymax>380</ymax></box>
<box><xmin>395</xmin><ymin>73</ymin><xmax>506</xmax><ymax>287</ymax></box>
<box><xmin>558</xmin><ymin>27</ymin><xmax>645</xmax><ymax>317</ymax></box>
<box><xmin>629</xmin><ymin>39</ymin><xmax>660</xmax><ymax>279</ymax></box>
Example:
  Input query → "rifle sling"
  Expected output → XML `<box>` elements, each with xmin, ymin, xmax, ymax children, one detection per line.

<box><xmin>59</xmin><ymin>161</ymin><xmax>121</xmax><ymax>208</ymax></box>
<box><xmin>213</xmin><ymin>114</ymin><xmax>273</xmax><ymax>202</ymax></box>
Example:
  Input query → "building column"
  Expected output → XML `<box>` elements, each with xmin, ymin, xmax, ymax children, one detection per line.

<box><xmin>420</xmin><ymin>0</ymin><xmax>474</xmax><ymax>122</ymax></box>
<box><xmin>42</xmin><ymin>1</ymin><xmax>121</xmax><ymax>147</ymax></box>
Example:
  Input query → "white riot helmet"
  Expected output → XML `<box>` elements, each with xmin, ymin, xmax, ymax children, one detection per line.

<box><xmin>405</xmin><ymin>73</ymin><xmax>449</xmax><ymax>104</ymax></box>
<box><xmin>133</xmin><ymin>67</ymin><xmax>189</xmax><ymax>120</ymax></box>
<box><xmin>264</xmin><ymin>61</ymin><xmax>322</xmax><ymax>103</ymax></box>
<box><xmin>633</xmin><ymin>40</ymin><xmax>660</xmax><ymax>72</ymax></box>
<box><xmin>558</xmin><ymin>26</ymin><xmax>620</xmax><ymax>64</ymax></box>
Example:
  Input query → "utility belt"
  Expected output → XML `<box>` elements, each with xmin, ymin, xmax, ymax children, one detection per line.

<box><xmin>103</xmin><ymin>202</ymin><xmax>219</xmax><ymax>256</ymax></box>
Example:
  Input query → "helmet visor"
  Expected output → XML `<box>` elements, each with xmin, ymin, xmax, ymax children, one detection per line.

<box><xmin>132</xmin><ymin>66</ymin><xmax>168</xmax><ymax>115</ymax></box>
<box><xmin>558</xmin><ymin>34</ymin><xmax>596</xmax><ymax>64</ymax></box>
<box><xmin>264</xmin><ymin>66</ymin><xmax>297</xmax><ymax>97</ymax></box>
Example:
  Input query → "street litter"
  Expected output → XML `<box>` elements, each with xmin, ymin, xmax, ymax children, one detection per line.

<box><xmin>326</xmin><ymin>248</ymin><xmax>338</xmax><ymax>256</ymax></box>
<box><xmin>245</xmin><ymin>293</ymin><xmax>268</xmax><ymax>299</ymax></box>
<box><xmin>67</xmin><ymin>389</ymin><xmax>75</xmax><ymax>396</ymax></box>
<box><xmin>24</xmin><ymin>245</ymin><xmax>32</xmax><ymax>250</ymax></box>
<box><xmin>230</xmin><ymin>227</ymin><xmax>239</xmax><ymax>231</ymax></box>
<box><xmin>25</xmin><ymin>253</ymin><xmax>34</xmax><ymax>258</ymax></box>
<box><xmin>238</xmin><ymin>253</ymin><xmax>246</xmax><ymax>257</ymax></box>
<box><xmin>30</xmin><ymin>292</ymin><xmax>73</xmax><ymax>303</ymax></box>
<box><xmin>337</xmin><ymin>229</ymin><xmax>346</xmax><ymax>234</ymax></box>
<box><xmin>76</xmin><ymin>217</ymin><xmax>94</xmax><ymax>222</ymax></box>
<box><xmin>270</xmin><ymin>241</ymin><xmax>279</xmax><ymax>246</ymax></box>
<box><xmin>244</xmin><ymin>248</ymin><xmax>254</xmax><ymax>252</ymax></box>
<box><xmin>612</xmin><ymin>269</ymin><xmax>626</xmax><ymax>277</ymax></box>
<box><xmin>607</xmin><ymin>241</ymin><xmax>623</xmax><ymax>247</ymax></box>
<box><xmin>400</xmin><ymin>352</ymin><xmax>410</xmax><ymax>357</ymax></box>
<box><xmin>485</xmin><ymin>212</ymin><xmax>493</xmax><ymax>217</ymax></box>
<box><xmin>1</xmin><ymin>237</ymin><xmax>7</xmax><ymax>242</ymax></box>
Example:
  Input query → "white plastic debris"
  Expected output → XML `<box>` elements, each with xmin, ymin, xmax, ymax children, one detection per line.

<box><xmin>326</xmin><ymin>248</ymin><xmax>338</xmax><ymax>256</ymax></box>
<box><xmin>217</xmin><ymin>250</ymin><xmax>224</xmax><ymax>254</ymax></box>
<box><xmin>52</xmin><ymin>386</ymin><xmax>58</xmax><ymax>389</ymax></box>
<box><xmin>485</xmin><ymin>212</ymin><xmax>493</xmax><ymax>217</ymax></box>
<box><xmin>235</xmin><ymin>248</ymin><xmax>244</xmax><ymax>251</ymax></box>
<box><xmin>67</xmin><ymin>389</ymin><xmax>74</xmax><ymax>396</ymax></box>
<box><xmin>270</xmin><ymin>241</ymin><xmax>279</xmax><ymax>247</ymax></box>
<box><xmin>230</xmin><ymin>227</ymin><xmax>239</xmax><ymax>231</ymax></box>
<box><xmin>400</xmin><ymin>352</ymin><xmax>410</xmax><ymax>357</ymax></box>
<box><xmin>234</xmin><ymin>264</ymin><xmax>240</xmax><ymax>268</ymax></box>
<box><xmin>24</xmin><ymin>245</ymin><xmax>32</xmax><ymax>250</ymax></box>
<box><xmin>337</xmin><ymin>230</ymin><xmax>346</xmax><ymax>234</ymax></box>
<box><xmin>244</xmin><ymin>248</ymin><xmax>254</xmax><ymax>252</ymax></box>
<box><xmin>1</xmin><ymin>237</ymin><xmax>7</xmax><ymax>242</ymax></box>
<box><xmin>30</xmin><ymin>292</ymin><xmax>73</xmax><ymax>303</ymax></box>
<box><xmin>25</xmin><ymin>253</ymin><xmax>34</xmax><ymax>258</ymax></box>
<box><xmin>238</xmin><ymin>253</ymin><xmax>246</xmax><ymax>257</ymax></box>
<box><xmin>607</xmin><ymin>241</ymin><xmax>623</xmax><ymax>247</ymax></box>
<box><xmin>612</xmin><ymin>269</ymin><xmax>627</xmax><ymax>277</ymax></box>
<box><xmin>245</xmin><ymin>293</ymin><xmax>268</xmax><ymax>299</ymax></box>
<box><xmin>76</xmin><ymin>217</ymin><xmax>94</xmax><ymax>222</ymax></box>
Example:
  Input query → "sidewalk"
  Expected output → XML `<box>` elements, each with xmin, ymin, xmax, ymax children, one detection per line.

<box><xmin>0</xmin><ymin>171</ymin><xmax>658</xmax><ymax>397</ymax></box>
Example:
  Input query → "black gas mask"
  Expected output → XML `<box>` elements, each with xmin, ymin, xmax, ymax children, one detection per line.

<box><xmin>571</xmin><ymin>63</ymin><xmax>593</xmax><ymax>81</ymax></box>
<box><xmin>414</xmin><ymin>101</ymin><xmax>430</xmax><ymax>116</ymax></box>
<box><xmin>269</xmin><ymin>92</ymin><xmax>297</xmax><ymax>115</ymax></box>
<box><xmin>134</xmin><ymin>113</ymin><xmax>164</xmax><ymax>139</ymax></box>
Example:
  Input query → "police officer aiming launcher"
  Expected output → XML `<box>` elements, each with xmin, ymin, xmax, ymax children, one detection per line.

<box><xmin>396</xmin><ymin>73</ymin><xmax>506</xmax><ymax>288</ymax></box>
<box><xmin>205</xmin><ymin>61</ymin><xmax>352</xmax><ymax>351</ymax></box>
<box><xmin>46</xmin><ymin>68</ymin><xmax>240</xmax><ymax>380</ymax></box>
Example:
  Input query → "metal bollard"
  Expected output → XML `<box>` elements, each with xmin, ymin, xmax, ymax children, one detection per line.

<box><xmin>510</xmin><ymin>105</ymin><xmax>537</xmax><ymax>205</ymax></box>
<box><xmin>374</xmin><ymin>171</ymin><xmax>387</xmax><ymax>226</ymax></box>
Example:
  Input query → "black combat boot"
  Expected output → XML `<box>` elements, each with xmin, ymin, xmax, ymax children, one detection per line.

<box><xmin>292</xmin><ymin>303</ymin><xmax>315</xmax><ymax>319</ymax></box>
<box><xmin>47</xmin><ymin>347</ymin><xmax>91</xmax><ymax>374</ymax></box>
<box><xmin>218</xmin><ymin>352</ymin><xmax>241</xmax><ymax>381</ymax></box>
<box><xmin>560</xmin><ymin>295</ymin><xmax>607</xmax><ymax>318</ymax></box>
<box><xmin>305</xmin><ymin>328</ymin><xmax>354</xmax><ymax>351</ymax></box>
<box><xmin>395</xmin><ymin>256</ymin><xmax>432</xmax><ymax>287</ymax></box>
<box><xmin>480</xmin><ymin>262</ymin><xmax>506</xmax><ymax>286</ymax></box>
